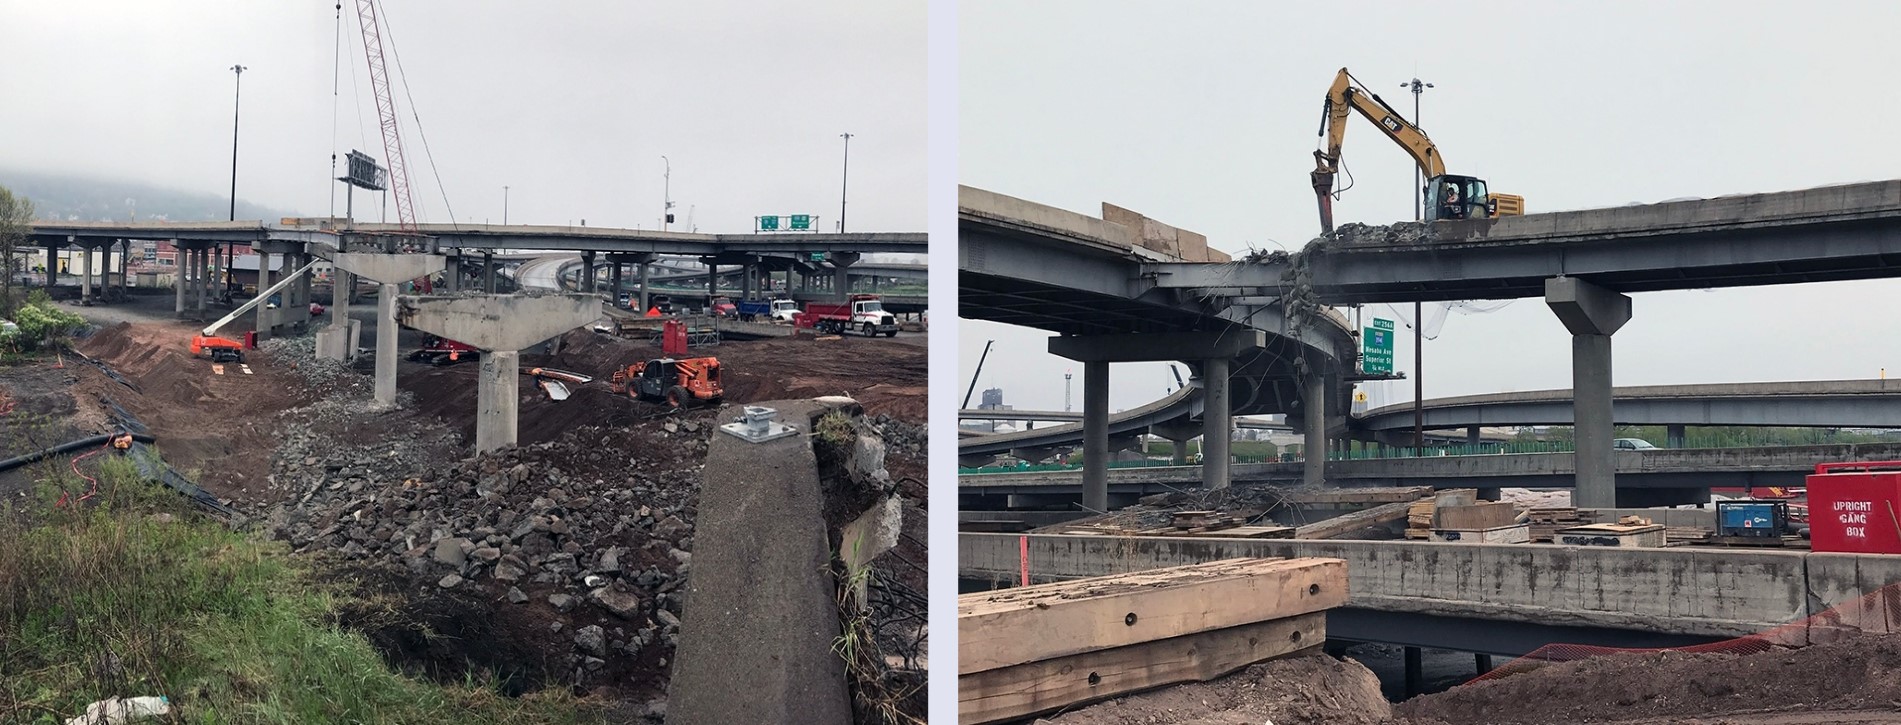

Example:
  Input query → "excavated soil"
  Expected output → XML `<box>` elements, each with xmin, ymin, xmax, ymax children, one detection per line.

<box><xmin>1394</xmin><ymin>633</ymin><xmax>1901</xmax><ymax>724</ymax></box>
<box><xmin>68</xmin><ymin>321</ymin><xmax>313</xmax><ymax>498</ymax></box>
<box><xmin>1041</xmin><ymin>653</ymin><xmax>1394</xmax><ymax>725</ymax></box>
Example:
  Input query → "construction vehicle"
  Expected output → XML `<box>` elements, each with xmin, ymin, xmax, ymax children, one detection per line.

<box><xmin>1311</xmin><ymin>67</ymin><xmax>1525</xmax><ymax>234</ymax></box>
<box><xmin>735</xmin><ymin>298</ymin><xmax>799</xmax><ymax>323</ymax></box>
<box><xmin>607</xmin><ymin>356</ymin><xmax>723</xmax><ymax>409</ymax></box>
<box><xmin>407</xmin><ymin>334</ymin><xmax>480</xmax><ymax>365</ymax></box>
<box><xmin>796</xmin><ymin>293</ymin><xmax>899</xmax><ymax>337</ymax></box>
<box><xmin>191</xmin><ymin>258</ymin><xmax>321</xmax><ymax>363</ymax></box>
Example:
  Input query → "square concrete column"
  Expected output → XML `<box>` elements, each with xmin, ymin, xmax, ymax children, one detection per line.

<box><xmin>482</xmin><ymin>253</ymin><xmax>496</xmax><ymax>293</ymax></box>
<box><xmin>376</xmin><ymin>282</ymin><xmax>399</xmax><ymax>406</ymax></box>
<box><xmin>706</xmin><ymin>260</ymin><xmax>719</xmax><ymax>299</ymax></box>
<box><xmin>1202</xmin><ymin>357</ymin><xmax>1232</xmax><ymax>490</ymax></box>
<box><xmin>638</xmin><ymin>262</ymin><xmax>651</xmax><ymax>311</ymax></box>
<box><xmin>1082</xmin><ymin>359</ymin><xmax>1110</xmax><ymax>513</ymax></box>
<box><xmin>174</xmin><ymin>246</ymin><xmax>186</xmax><ymax>314</ymax></box>
<box><xmin>255</xmin><ymin>252</ymin><xmax>273</xmax><ymax>335</ymax></box>
<box><xmin>443</xmin><ymin>257</ymin><xmax>460</xmax><ymax>292</ymax></box>
<box><xmin>194</xmin><ymin>249</ymin><xmax>208</xmax><ymax>317</ymax></box>
<box><xmin>1667</xmin><ymin>424</ymin><xmax>1686</xmax><ymax>449</ymax></box>
<box><xmin>476</xmin><ymin>350</ymin><xmax>519</xmax><ymax>453</ymax></box>
<box><xmin>80</xmin><ymin>247</ymin><xmax>93</xmax><ymax>301</ymax></box>
<box><xmin>1546</xmin><ymin>276</ymin><xmax>1632</xmax><ymax>509</ymax></box>
<box><xmin>1303</xmin><ymin>373</ymin><xmax>1326</xmax><ymax>487</ymax></box>
<box><xmin>580</xmin><ymin>251</ymin><xmax>596</xmax><ymax>293</ymax></box>
<box><xmin>609</xmin><ymin>261</ymin><xmax>623</xmax><ymax>300</ymax></box>
<box><xmin>1466</xmin><ymin>426</ymin><xmax>1482</xmax><ymax>447</ymax></box>
<box><xmin>740</xmin><ymin>263</ymin><xmax>753</xmax><ymax>300</ymax></box>
<box><xmin>46</xmin><ymin>246</ymin><xmax>58</xmax><ymax>291</ymax></box>
<box><xmin>297</xmin><ymin>253</ymin><xmax>313</xmax><ymax>320</ymax></box>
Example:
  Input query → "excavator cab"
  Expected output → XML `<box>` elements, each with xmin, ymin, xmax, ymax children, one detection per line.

<box><xmin>1424</xmin><ymin>174</ymin><xmax>1496</xmax><ymax>222</ymax></box>
<box><xmin>610</xmin><ymin>356</ymin><xmax>724</xmax><ymax>408</ymax></box>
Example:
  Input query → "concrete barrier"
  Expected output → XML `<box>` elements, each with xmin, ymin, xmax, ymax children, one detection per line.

<box><xmin>961</xmin><ymin>533</ymin><xmax>1901</xmax><ymax>644</ymax></box>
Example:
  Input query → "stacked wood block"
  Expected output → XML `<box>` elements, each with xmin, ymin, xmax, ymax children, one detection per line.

<box><xmin>1527</xmin><ymin>507</ymin><xmax>1584</xmax><ymax>542</ymax></box>
<box><xmin>1404</xmin><ymin>488</ymin><xmax>1479</xmax><ymax>539</ymax></box>
<box><xmin>1055</xmin><ymin>511</ymin><xmax>1295</xmax><ymax>539</ymax></box>
<box><xmin>957</xmin><ymin>557</ymin><xmax>1348</xmax><ymax>724</ymax></box>
<box><xmin>1555</xmin><ymin>522</ymin><xmax>1668</xmax><ymax>548</ymax></box>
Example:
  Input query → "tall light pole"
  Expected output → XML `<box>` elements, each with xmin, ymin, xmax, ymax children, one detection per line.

<box><xmin>661</xmin><ymin>156</ymin><xmax>674</xmax><ymax>231</ymax></box>
<box><xmin>502</xmin><ymin>185</ymin><xmax>510</xmax><ymax>225</ymax></box>
<box><xmin>838</xmin><ymin>132</ymin><xmax>854</xmax><ymax>233</ymax></box>
<box><xmin>1402</xmin><ymin>77</ymin><xmax>1432</xmax><ymax>453</ymax></box>
<box><xmin>229</xmin><ymin>64</ymin><xmax>246</xmax><ymax>221</ymax></box>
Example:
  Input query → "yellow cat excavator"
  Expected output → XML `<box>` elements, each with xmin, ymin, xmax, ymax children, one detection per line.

<box><xmin>1310</xmin><ymin>67</ymin><xmax>1525</xmax><ymax>234</ymax></box>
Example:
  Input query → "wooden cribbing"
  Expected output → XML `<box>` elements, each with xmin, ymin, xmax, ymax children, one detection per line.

<box><xmin>1294</xmin><ymin>498</ymin><xmax>1422</xmax><ymax>539</ymax></box>
<box><xmin>958</xmin><ymin>612</ymin><xmax>1325</xmax><ymax>724</ymax></box>
<box><xmin>957</xmin><ymin>557</ymin><xmax>1346</xmax><ymax>676</ymax></box>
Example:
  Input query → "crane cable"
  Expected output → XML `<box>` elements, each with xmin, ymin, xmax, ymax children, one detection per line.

<box><xmin>329</xmin><ymin>2</ymin><xmax>342</xmax><ymax>217</ymax></box>
<box><xmin>375</xmin><ymin>4</ymin><xmax>459</xmax><ymax>229</ymax></box>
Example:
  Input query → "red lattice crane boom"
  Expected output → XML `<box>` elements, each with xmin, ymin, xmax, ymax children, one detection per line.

<box><xmin>354</xmin><ymin>0</ymin><xmax>417</xmax><ymax>234</ymax></box>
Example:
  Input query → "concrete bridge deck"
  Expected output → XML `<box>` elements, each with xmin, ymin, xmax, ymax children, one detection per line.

<box><xmin>961</xmin><ymin>533</ymin><xmax>1901</xmax><ymax>656</ymax></box>
<box><xmin>1360</xmin><ymin>379</ymin><xmax>1901</xmax><ymax>432</ymax></box>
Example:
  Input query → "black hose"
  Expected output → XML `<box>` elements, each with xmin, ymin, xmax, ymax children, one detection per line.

<box><xmin>0</xmin><ymin>433</ymin><xmax>158</xmax><ymax>473</ymax></box>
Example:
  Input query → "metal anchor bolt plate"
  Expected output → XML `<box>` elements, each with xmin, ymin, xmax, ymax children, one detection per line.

<box><xmin>719</xmin><ymin>405</ymin><xmax>799</xmax><ymax>443</ymax></box>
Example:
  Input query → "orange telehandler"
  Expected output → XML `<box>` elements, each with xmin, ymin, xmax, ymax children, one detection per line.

<box><xmin>607</xmin><ymin>357</ymin><xmax>724</xmax><ymax>409</ymax></box>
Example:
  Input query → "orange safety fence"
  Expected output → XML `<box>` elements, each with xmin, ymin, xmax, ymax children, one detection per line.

<box><xmin>1469</xmin><ymin>579</ymin><xmax>1901</xmax><ymax>683</ymax></box>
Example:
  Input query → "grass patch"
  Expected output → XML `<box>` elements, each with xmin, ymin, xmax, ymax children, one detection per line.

<box><xmin>0</xmin><ymin>454</ymin><xmax>612</xmax><ymax>724</ymax></box>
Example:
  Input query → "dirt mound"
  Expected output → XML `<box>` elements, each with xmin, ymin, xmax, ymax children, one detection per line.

<box><xmin>69</xmin><ymin>322</ymin><xmax>312</xmax><ymax>497</ymax></box>
<box><xmin>522</xmin><ymin>330</ymin><xmax>928</xmax><ymax>423</ymax></box>
<box><xmin>1395</xmin><ymin>633</ymin><xmax>1901</xmax><ymax>724</ymax></box>
<box><xmin>1044</xmin><ymin>653</ymin><xmax>1393</xmax><ymax>725</ymax></box>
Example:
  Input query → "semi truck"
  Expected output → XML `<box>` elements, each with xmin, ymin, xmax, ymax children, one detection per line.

<box><xmin>796</xmin><ymin>293</ymin><xmax>899</xmax><ymax>337</ymax></box>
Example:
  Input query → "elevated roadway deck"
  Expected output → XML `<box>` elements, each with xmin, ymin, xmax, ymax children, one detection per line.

<box><xmin>1359</xmin><ymin>380</ymin><xmax>1901</xmax><ymax>432</ymax></box>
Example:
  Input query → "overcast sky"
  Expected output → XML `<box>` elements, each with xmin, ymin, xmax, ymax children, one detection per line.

<box><xmin>1</xmin><ymin>1</ymin><xmax>922</xmax><ymax>234</ymax></box>
<box><xmin>960</xmin><ymin>0</ymin><xmax>1901</xmax><ymax>414</ymax></box>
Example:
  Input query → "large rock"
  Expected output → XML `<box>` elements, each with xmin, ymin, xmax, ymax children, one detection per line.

<box><xmin>433</xmin><ymin>537</ymin><xmax>469</xmax><ymax>567</ymax></box>
<box><xmin>574</xmin><ymin>625</ymin><xmax>606</xmax><ymax>657</ymax></box>
<box><xmin>592</xmin><ymin>587</ymin><xmax>642</xmax><ymax>619</ymax></box>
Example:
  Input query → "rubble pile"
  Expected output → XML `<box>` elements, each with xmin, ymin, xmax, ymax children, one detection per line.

<box><xmin>263</xmin><ymin>407</ymin><xmax>719</xmax><ymax>682</ymax></box>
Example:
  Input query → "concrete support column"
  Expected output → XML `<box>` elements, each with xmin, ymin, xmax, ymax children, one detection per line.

<box><xmin>580</xmin><ymin>251</ymin><xmax>596</xmax><ymax>293</ymax></box>
<box><xmin>1082</xmin><ymin>360</ymin><xmax>1110</xmax><ymax>513</ymax></box>
<box><xmin>475</xmin><ymin>350</ymin><xmax>519</xmax><ymax>453</ymax></box>
<box><xmin>46</xmin><ymin>246</ymin><xmax>57</xmax><ymax>291</ymax></box>
<box><xmin>80</xmin><ymin>247</ymin><xmax>93</xmax><ymax>301</ymax></box>
<box><xmin>1303</xmin><ymin>373</ymin><xmax>1326</xmax><ymax>487</ymax></box>
<box><xmin>1202</xmin><ymin>357</ymin><xmax>1232</xmax><ymax>490</ymax></box>
<box><xmin>174</xmin><ymin>245</ymin><xmax>186</xmax><ymax>314</ymax></box>
<box><xmin>333</xmin><ymin>269</ymin><xmax>353</xmax><ymax>330</ymax></box>
<box><xmin>1466</xmin><ymin>426</ymin><xmax>1481</xmax><ymax>447</ymax></box>
<box><xmin>443</xmin><ymin>258</ymin><xmax>460</xmax><ymax>292</ymax></box>
<box><xmin>638</xmin><ymin>262</ymin><xmax>651</xmax><ymax>311</ymax></box>
<box><xmin>1667</xmin><ymin>424</ymin><xmax>1687</xmax><ymax>449</ymax></box>
<box><xmin>483</xmin><ymin>253</ymin><xmax>497</xmax><ymax>293</ymax></box>
<box><xmin>1546</xmin><ymin>276</ymin><xmax>1632</xmax><ymax>509</ymax></box>
<box><xmin>706</xmin><ymin>259</ymin><xmax>719</xmax><ymax>299</ymax></box>
<box><xmin>1475</xmin><ymin>654</ymin><xmax>1494</xmax><ymax>675</ymax></box>
<box><xmin>1404</xmin><ymin>647</ymin><xmax>1423</xmax><ymax>697</ymax></box>
<box><xmin>740</xmin><ymin>263</ymin><xmax>753</xmax><ymax>300</ymax></box>
<box><xmin>610</xmin><ymin>262</ymin><xmax>623</xmax><ymax>301</ymax></box>
<box><xmin>296</xmin><ymin>253</ymin><xmax>313</xmax><ymax>324</ymax></box>
<box><xmin>194</xmin><ymin>249</ymin><xmax>208</xmax><ymax>317</ymax></box>
<box><xmin>255</xmin><ymin>252</ymin><xmax>273</xmax><ymax>335</ymax></box>
<box><xmin>375</xmin><ymin>283</ymin><xmax>398</xmax><ymax>406</ymax></box>
<box><xmin>1169</xmin><ymin>438</ymin><xmax>1190</xmax><ymax>465</ymax></box>
<box><xmin>830</xmin><ymin>252</ymin><xmax>861</xmax><ymax>300</ymax></box>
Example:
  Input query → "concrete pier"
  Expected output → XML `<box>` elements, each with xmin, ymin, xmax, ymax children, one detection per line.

<box><xmin>1546</xmin><ymin>276</ymin><xmax>1632</xmax><ymax>508</ymax></box>
<box><xmin>1081</xmin><ymin>360</ymin><xmax>1109</xmax><ymax>513</ymax></box>
<box><xmin>1303</xmin><ymin>372</ymin><xmax>1325</xmax><ymax>487</ymax></box>
<box><xmin>394</xmin><ymin>293</ymin><xmax>598</xmax><ymax>452</ymax></box>
<box><xmin>1202</xmin><ymin>357</ymin><xmax>1231</xmax><ymax>489</ymax></box>
<box><xmin>328</xmin><ymin>253</ymin><xmax>446</xmax><ymax>401</ymax></box>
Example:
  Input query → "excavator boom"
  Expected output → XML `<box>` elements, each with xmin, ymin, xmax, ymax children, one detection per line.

<box><xmin>1312</xmin><ymin>68</ymin><xmax>1449</xmax><ymax>233</ymax></box>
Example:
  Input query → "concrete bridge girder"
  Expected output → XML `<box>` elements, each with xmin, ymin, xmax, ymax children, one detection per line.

<box><xmin>395</xmin><ymin>293</ymin><xmax>599</xmax><ymax>453</ymax></box>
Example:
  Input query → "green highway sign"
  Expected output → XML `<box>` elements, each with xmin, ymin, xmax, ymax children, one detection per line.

<box><xmin>759</xmin><ymin>215</ymin><xmax>781</xmax><ymax>231</ymax></box>
<box><xmin>790</xmin><ymin>214</ymin><xmax>812</xmax><ymax>230</ymax></box>
<box><xmin>1363</xmin><ymin>323</ymin><xmax>1394</xmax><ymax>375</ymax></box>
<box><xmin>809</xmin><ymin>252</ymin><xmax>826</xmax><ymax>262</ymax></box>
<box><xmin>1373</xmin><ymin>317</ymin><xmax>1395</xmax><ymax>331</ymax></box>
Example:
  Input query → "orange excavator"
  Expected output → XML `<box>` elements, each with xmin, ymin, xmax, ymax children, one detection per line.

<box><xmin>607</xmin><ymin>357</ymin><xmax>723</xmax><ymax>409</ymax></box>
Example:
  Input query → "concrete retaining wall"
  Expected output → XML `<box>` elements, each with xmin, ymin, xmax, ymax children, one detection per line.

<box><xmin>961</xmin><ymin>533</ymin><xmax>1901</xmax><ymax>644</ymax></box>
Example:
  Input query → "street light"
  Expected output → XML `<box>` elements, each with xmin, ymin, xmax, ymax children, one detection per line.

<box><xmin>661</xmin><ymin>156</ymin><xmax>674</xmax><ymax>231</ymax></box>
<box><xmin>1401</xmin><ymin>77</ymin><xmax>1432</xmax><ymax>453</ymax></box>
<box><xmin>838</xmin><ymin>132</ymin><xmax>854</xmax><ymax>233</ymax></box>
<box><xmin>227</xmin><ymin>64</ymin><xmax>247</xmax><ymax>295</ymax></box>
<box><xmin>229</xmin><ymin>64</ymin><xmax>246</xmax><ymax>221</ymax></box>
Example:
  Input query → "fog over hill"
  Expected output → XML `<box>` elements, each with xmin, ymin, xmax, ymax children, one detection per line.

<box><xmin>0</xmin><ymin>168</ymin><xmax>300</xmax><ymax>223</ymax></box>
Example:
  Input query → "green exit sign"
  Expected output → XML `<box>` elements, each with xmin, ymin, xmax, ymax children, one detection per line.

<box><xmin>809</xmin><ymin>252</ymin><xmax>827</xmax><ymax>262</ymax></box>
<box><xmin>758</xmin><ymin>215</ymin><xmax>780</xmax><ymax>231</ymax></box>
<box><xmin>1362</xmin><ymin>324</ymin><xmax>1394</xmax><ymax>375</ymax></box>
<box><xmin>790</xmin><ymin>214</ymin><xmax>811</xmax><ymax>230</ymax></box>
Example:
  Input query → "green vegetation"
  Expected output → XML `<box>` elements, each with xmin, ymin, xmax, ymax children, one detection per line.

<box><xmin>5</xmin><ymin>291</ymin><xmax>86</xmax><ymax>355</ymax></box>
<box><xmin>1</xmin><ymin>184</ymin><xmax>32</xmax><ymax>315</ymax></box>
<box><xmin>0</xmin><ymin>455</ymin><xmax>609</xmax><ymax>724</ymax></box>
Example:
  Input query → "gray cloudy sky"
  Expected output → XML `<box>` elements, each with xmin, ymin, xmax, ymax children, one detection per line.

<box><xmin>2</xmin><ymin>1</ymin><xmax>923</xmax><ymax>233</ymax></box>
<box><xmin>960</xmin><ymin>0</ymin><xmax>1901</xmax><ymax>414</ymax></box>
